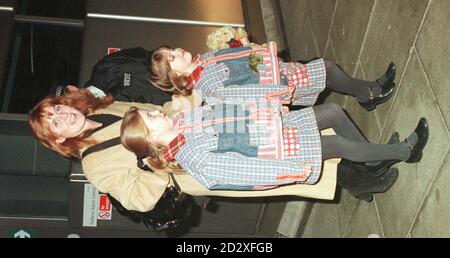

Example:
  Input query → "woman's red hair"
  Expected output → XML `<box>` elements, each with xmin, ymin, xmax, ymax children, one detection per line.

<box><xmin>28</xmin><ymin>88</ymin><xmax>113</xmax><ymax>158</ymax></box>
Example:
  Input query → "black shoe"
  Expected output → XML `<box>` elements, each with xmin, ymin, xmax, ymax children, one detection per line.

<box><xmin>359</xmin><ymin>62</ymin><xmax>396</xmax><ymax>111</ymax></box>
<box><xmin>355</xmin><ymin>168</ymin><xmax>399</xmax><ymax>202</ymax></box>
<box><xmin>371</xmin><ymin>167</ymin><xmax>399</xmax><ymax>193</ymax></box>
<box><xmin>347</xmin><ymin>167</ymin><xmax>399</xmax><ymax>203</ymax></box>
<box><xmin>337</xmin><ymin>160</ymin><xmax>399</xmax><ymax>203</ymax></box>
<box><xmin>365</xmin><ymin>132</ymin><xmax>401</xmax><ymax>176</ymax></box>
<box><xmin>405</xmin><ymin>118</ymin><xmax>429</xmax><ymax>163</ymax></box>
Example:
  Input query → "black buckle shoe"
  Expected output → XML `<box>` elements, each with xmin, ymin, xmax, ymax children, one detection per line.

<box><xmin>360</xmin><ymin>62</ymin><xmax>396</xmax><ymax>111</ymax></box>
<box><xmin>406</xmin><ymin>118</ymin><xmax>429</xmax><ymax>163</ymax></box>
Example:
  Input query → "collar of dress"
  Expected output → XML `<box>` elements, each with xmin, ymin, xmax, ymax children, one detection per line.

<box><xmin>162</xmin><ymin>134</ymin><xmax>186</xmax><ymax>161</ymax></box>
<box><xmin>185</xmin><ymin>54</ymin><xmax>204</xmax><ymax>90</ymax></box>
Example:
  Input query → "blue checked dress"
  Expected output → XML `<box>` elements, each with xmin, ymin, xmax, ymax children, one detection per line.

<box><xmin>195</xmin><ymin>42</ymin><xmax>326</xmax><ymax>107</ymax></box>
<box><xmin>174</xmin><ymin>100</ymin><xmax>322</xmax><ymax>190</ymax></box>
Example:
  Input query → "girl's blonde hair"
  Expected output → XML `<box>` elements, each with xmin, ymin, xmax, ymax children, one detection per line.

<box><xmin>121</xmin><ymin>106</ymin><xmax>183</xmax><ymax>172</ymax></box>
<box><xmin>28</xmin><ymin>88</ymin><xmax>114</xmax><ymax>158</ymax></box>
<box><xmin>148</xmin><ymin>46</ymin><xmax>193</xmax><ymax>96</ymax></box>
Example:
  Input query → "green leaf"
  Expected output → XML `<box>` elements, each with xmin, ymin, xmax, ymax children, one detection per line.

<box><xmin>248</xmin><ymin>52</ymin><xmax>263</xmax><ymax>73</ymax></box>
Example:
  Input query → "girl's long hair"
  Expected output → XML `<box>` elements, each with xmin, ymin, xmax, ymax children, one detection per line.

<box><xmin>28</xmin><ymin>88</ymin><xmax>114</xmax><ymax>158</ymax></box>
<box><xmin>148</xmin><ymin>46</ymin><xmax>193</xmax><ymax>96</ymax></box>
<box><xmin>120</xmin><ymin>107</ymin><xmax>183</xmax><ymax>172</ymax></box>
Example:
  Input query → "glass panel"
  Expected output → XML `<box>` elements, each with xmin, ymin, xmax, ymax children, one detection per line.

<box><xmin>17</xmin><ymin>0</ymin><xmax>86</xmax><ymax>19</ymax></box>
<box><xmin>0</xmin><ymin>175</ymin><xmax>68</xmax><ymax>219</ymax></box>
<box><xmin>0</xmin><ymin>12</ymin><xmax>14</xmax><ymax>92</ymax></box>
<box><xmin>0</xmin><ymin>119</ymin><xmax>70</xmax><ymax>177</ymax></box>
<box><xmin>0</xmin><ymin>22</ymin><xmax>83</xmax><ymax>113</ymax></box>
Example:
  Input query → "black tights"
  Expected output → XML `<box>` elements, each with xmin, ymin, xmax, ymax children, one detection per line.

<box><xmin>314</xmin><ymin>104</ymin><xmax>410</xmax><ymax>162</ymax></box>
<box><xmin>324</xmin><ymin>60</ymin><xmax>383</xmax><ymax>103</ymax></box>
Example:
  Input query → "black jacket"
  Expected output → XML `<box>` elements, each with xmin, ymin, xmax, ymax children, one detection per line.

<box><xmin>84</xmin><ymin>47</ymin><xmax>172</xmax><ymax>105</ymax></box>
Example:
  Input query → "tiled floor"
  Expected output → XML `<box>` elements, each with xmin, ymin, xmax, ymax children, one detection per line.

<box><xmin>272</xmin><ymin>0</ymin><xmax>449</xmax><ymax>238</ymax></box>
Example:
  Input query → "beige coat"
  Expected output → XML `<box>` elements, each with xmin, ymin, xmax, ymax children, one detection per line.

<box><xmin>82</xmin><ymin>100</ymin><xmax>340</xmax><ymax>212</ymax></box>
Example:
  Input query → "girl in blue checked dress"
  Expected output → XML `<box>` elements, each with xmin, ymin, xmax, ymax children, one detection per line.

<box><xmin>120</xmin><ymin>101</ymin><xmax>428</xmax><ymax>195</ymax></box>
<box><xmin>147</xmin><ymin>42</ymin><xmax>395</xmax><ymax>111</ymax></box>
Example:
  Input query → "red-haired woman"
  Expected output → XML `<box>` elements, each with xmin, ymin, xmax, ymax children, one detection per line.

<box><xmin>28</xmin><ymin>87</ymin><xmax>200</xmax><ymax>212</ymax></box>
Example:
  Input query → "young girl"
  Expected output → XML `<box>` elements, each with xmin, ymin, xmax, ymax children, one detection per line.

<box><xmin>120</xmin><ymin>101</ymin><xmax>428</xmax><ymax>193</ymax></box>
<box><xmin>147</xmin><ymin>42</ymin><xmax>396</xmax><ymax>110</ymax></box>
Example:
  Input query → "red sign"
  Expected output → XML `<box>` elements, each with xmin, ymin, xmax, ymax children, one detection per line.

<box><xmin>98</xmin><ymin>194</ymin><xmax>112</xmax><ymax>220</ymax></box>
<box><xmin>108</xmin><ymin>48</ymin><xmax>121</xmax><ymax>55</ymax></box>
<box><xmin>99</xmin><ymin>194</ymin><xmax>111</xmax><ymax>211</ymax></box>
